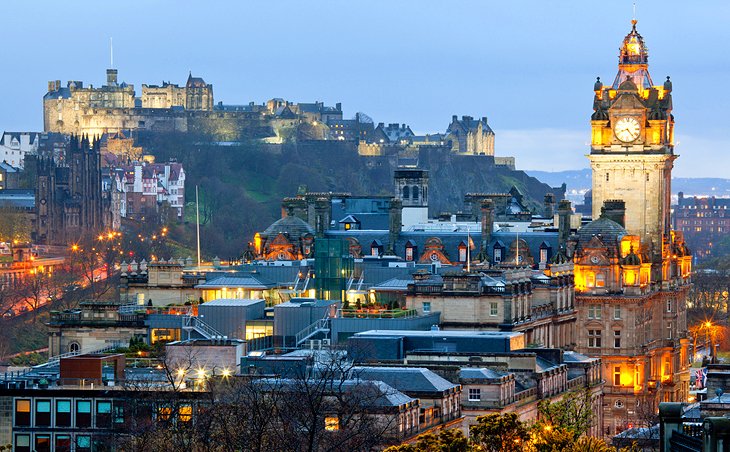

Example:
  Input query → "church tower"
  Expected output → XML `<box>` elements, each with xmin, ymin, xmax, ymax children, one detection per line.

<box><xmin>589</xmin><ymin>20</ymin><xmax>675</xmax><ymax>266</ymax></box>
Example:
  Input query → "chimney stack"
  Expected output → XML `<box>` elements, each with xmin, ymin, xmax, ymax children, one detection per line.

<box><xmin>557</xmin><ymin>200</ymin><xmax>572</xmax><ymax>251</ymax></box>
<box><xmin>480</xmin><ymin>199</ymin><xmax>494</xmax><ymax>256</ymax></box>
<box><xmin>387</xmin><ymin>198</ymin><xmax>403</xmax><ymax>255</ymax></box>
<box><xmin>544</xmin><ymin>193</ymin><xmax>555</xmax><ymax>218</ymax></box>
<box><xmin>601</xmin><ymin>199</ymin><xmax>626</xmax><ymax>227</ymax></box>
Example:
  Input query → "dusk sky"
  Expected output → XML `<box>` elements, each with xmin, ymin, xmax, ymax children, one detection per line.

<box><xmin>1</xmin><ymin>1</ymin><xmax>727</xmax><ymax>177</ymax></box>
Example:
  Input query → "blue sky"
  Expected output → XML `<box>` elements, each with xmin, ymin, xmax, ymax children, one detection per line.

<box><xmin>0</xmin><ymin>1</ymin><xmax>727</xmax><ymax>176</ymax></box>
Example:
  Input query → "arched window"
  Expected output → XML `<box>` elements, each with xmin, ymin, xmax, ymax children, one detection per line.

<box><xmin>402</xmin><ymin>186</ymin><xmax>410</xmax><ymax>199</ymax></box>
<box><xmin>69</xmin><ymin>342</ymin><xmax>80</xmax><ymax>353</ymax></box>
<box><xmin>412</xmin><ymin>186</ymin><xmax>419</xmax><ymax>201</ymax></box>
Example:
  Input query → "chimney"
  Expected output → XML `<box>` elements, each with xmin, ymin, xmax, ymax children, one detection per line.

<box><xmin>452</xmin><ymin>115</ymin><xmax>458</xmax><ymax>122</ymax></box>
<box><xmin>481</xmin><ymin>116</ymin><xmax>488</xmax><ymax>123</ymax></box>
<box><xmin>387</xmin><ymin>198</ymin><xmax>402</xmax><ymax>255</ymax></box>
<box><xmin>543</xmin><ymin>193</ymin><xmax>555</xmax><ymax>218</ymax></box>
<box><xmin>47</xmin><ymin>81</ymin><xmax>56</xmax><ymax>92</ymax></box>
<box><xmin>314</xmin><ymin>197</ymin><xmax>330</xmax><ymax>238</ymax></box>
<box><xmin>336</xmin><ymin>102</ymin><xmax>342</xmax><ymax>111</ymax></box>
<box><xmin>480</xmin><ymin>199</ymin><xmax>494</xmax><ymax>254</ymax></box>
<box><xmin>557</xmin><ymin>200</ymin><xmax>572</xmax><ymax>251</ymax></box>
<box><xmin>601</xmin><ymin>199</ymin><xmax>626</xmax><ymax>227</ymax></box>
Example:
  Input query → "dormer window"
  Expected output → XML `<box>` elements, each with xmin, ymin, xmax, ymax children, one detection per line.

<box><xmin>405</xmin><ymin>240</ymin><xmax>417</xmax><ymax>262</ymax></box>
<box><xmin>458</xmin><ymin>241</ymin><xmax>468</xmax><ymax>262</ymax></box>
<box><xmin>370</xmin><ymin>240</ymin><xmax>383</xmax><ymax>257</ymax></box>
<box><xmin>494</xmin><ymin>246</ymin><xmax>502</xmax><ymax>263</ymax></box>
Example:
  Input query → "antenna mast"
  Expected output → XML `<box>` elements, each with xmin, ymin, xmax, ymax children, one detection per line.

<box><xmin>110</xmin><ymin>37</ymin><xmax>113</xmax><ymax>67</ymax></box>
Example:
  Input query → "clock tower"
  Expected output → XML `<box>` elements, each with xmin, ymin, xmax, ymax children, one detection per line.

<box><xmin>589</xmin><ymin>20</ymin><xmax>675</xmax><ymax>265</ymax></box>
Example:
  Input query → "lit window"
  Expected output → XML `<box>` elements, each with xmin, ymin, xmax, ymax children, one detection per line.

<box><xmin>157</xmin><ymin>406</ymin><xmax>172</xmax><ymax>421</ymax></box>
<box><xmin>614</xmin><ymin>366</ymin><xmax>621</xmax><ymax>386</ymax></box>
<box><xmin>540</xmin><ymin>248</ymin><xmax>548</xmax><ymax>263</ymax></box>
<box><xmin>35</xmin><ymin>400</ymin><xmax>51</xmax><ymax>426</ymax></box>
<box><xmin>14</xmin><ymin>399</ymin><xmax>31</xmax><ymax>426</ymax></box>
<box><xmin>587</xmin><ymin>272</ymin><xmax>596</xmax><ymax>287</ymax></box>
<box><xmin>15</xmin><ymin>434</ymin><xmax>31</xmax><ymax>452</ymax></box>
<box><xmin>596</xmin><ymin>273</ymin><xmax>606</xmax><ymax>287</ymax></box>
<box><xmin>325</xmin><ymin>416</ymin><xmax>339</xmax><ymax>431</ymax></box>
<box><xmin>459</xmin><ymin>246</ymin><xmax>467</xmax><ymax>262</ymax></box>
<box><xmin>179</xmin><ymin>405</ymin><xmax>192</xmax><ymax>422</ymax></box>
<box><xmin>468</xmin><ymin>388</ymin><xmax>481</xmax><ymax>401</ymax></box>
<box><xmin>405</xmin><ymin>247</ymin><xmax>413</xmax><ymax>261</ymax></box>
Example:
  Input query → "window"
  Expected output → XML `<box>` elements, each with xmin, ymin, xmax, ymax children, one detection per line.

<box><xmin>540</xmin><ymin>248</ymin><xmax>548</xmax><ymax>263</ymax></box>
<box><xmin>15</xmin><ymin>434</ymin><xmax>31</xmax><ymax>452</ymax></box>
<box><xmin>35</xmin><ymin>435</ymin><xmax>51</xmax><ymax>452</ymax></box>
<box><xmin>667</xmin><ymin>300</ymin><xmax>672</xmax><ymax>312</ymax></box>
<box><xmin>606</xmin><ymin>173</ymin><xmax>609</xmax><ymax>182</ymax></box>
<box><xmin>614</xmin><ymin>305</ymin><xmax>621</xmax><ymax>320</ymax></box>
<box><xmin>459</xmin><ymin>246</ymin><xmax>467</xmax><ymax>262</ymax></box>
<box><xmin>56</xmin><ymin>400</ymin><xmax>71</xmax><ymax>427</ymax></box>
<box><xmin>405</xmin><ymin>246</ymin><xmax>414</xmax><ymax>261</ymax></box>
<box><xmin>113</xmin><ymin>403</ymin><xmax>125</xmax><ymax>424</ymax></box>
<box><xmin>76</xmin><ymin>435</ymin><xmax>91</xmax><ymax>452</ymax></box>
<box><xmin>179</xmin><ymin>405</ymin><xmax>193</xmax><ymax>422</ymax></box>
<box><xmin>587</xmin><ymin>272</ymin><xmax>595</xmax><ymax>287</ymax></box>
<box><xmin>588</xmin><ymin>304</ymin><xmax>601</xmax><ymax>320</ymax></box>
<box><xmin>15</xmin><ymin>399</ymin><xmax>31</xmax><ymax>426</ymax></box>
<box><xmin>55</xmin><ymin>435</ymin><xmax>71</xmax><ymax>451</ymax></box>
<box><xmin>158</xmin><ymin>406</ymin><xmax>173</xmax><ymax>421</ymax></box>
<box><xmin>69</xmin><ymin>342</ymin><xmax>80</xmax><ymax>353</ymax></box>
<box><xmin>423</xmin><ymin>302</ymin><xmax>431</xmax><ymax>313</ymax></box>
<box><xmin>614</xmin><ymin>330</ymin><xmax>621</xmax><ymax>348</ymax></box>
<box><xmin>468</xmin><ymin>388</ymin><xmax>481</xmax><ymax>401</ymax></box>
<box><xmin>615</xmin><ymin>400</ymin><xmax>624</xmax><ymax>409</ymax></box>
<box><xmin>402</xmin><ymin>186</ymin><xmax>410</xmax><ymax>199</ymax></box>
<box><xmin>96</xmin><ymin>400</ymin><xmax>112</xmax><ymax>428</ymax></box>
<box><xmin>325</xmin><ymin>416</ymin><xmax>339</xmax><ymax>431</ymax></box>
<box><xmin>76</xmin><ymin>400</ymin><xmax>92</xmax><ymax>427</ymax></box>
<box><xmin>596</xmin><ymin>273</ymin><xmax>606</xmax><ymax>287</ymax></box>
<box><xmin>494</xmin><ymin>247</ymin><xmax>502</xmax><ymax>263</ymax></box>
<box><xmin>412</xmin><ymin>186</ymin><xmax>419</xmax><ymax>201</ymax></box>
<box><xmin>614</xmin><ymin>366</ymin><xmax>621</xmax><ymax>386</ymax></box>
<box><xmin>490</xmin><ymin>302</ymin><xmax>498</xmax><ymax>317</ymax></box>
<box><xmin>588</xmin><ymin>330</ymin><xmax>602</xmax><ymax>348</ymax></box>
<box><xmin>667</xmin><ymin>322</ymin><xmax>673</xmax><ymax>339</ymax></box>
<box><xmin>35</xmin><ymin>399</ymin><xmax>51</xmax><ymax>426</ymax></box>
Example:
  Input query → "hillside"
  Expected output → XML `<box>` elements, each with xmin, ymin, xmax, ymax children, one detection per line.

<box><xmin>528</xmin><ymin>168</ymin><xmax>730</xmax><ymax>201</ymax></box>
<box><xmin>136</xmin><ymin>133</ymin><xmax>562</xmax><ymax>258</ymax></box>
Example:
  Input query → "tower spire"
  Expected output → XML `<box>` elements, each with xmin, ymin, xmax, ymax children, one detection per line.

<box><xmin>110</xmin><ymin>37</ymin><xmax>113</xmax><ymax>68</ymax></box>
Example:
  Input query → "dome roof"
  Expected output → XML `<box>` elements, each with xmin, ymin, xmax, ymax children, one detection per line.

<box><xmin>620</xmin><ymin>20</ymin><xmax>648</xmax><ymax>66</ymax></box>
<box><xmin>261</xmin><ymin>215</ymin><xmax>315</xmax><ymax>239</ymax></box>
<box><xmin>576</xmin><ymin>217</ymin><xmax>627</xmax><ymax>253</ymax></box>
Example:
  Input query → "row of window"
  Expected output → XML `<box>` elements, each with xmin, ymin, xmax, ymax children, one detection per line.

<box><xmin>15</xmin><ymin>433</ymin><xmax>96</xmax><ymax>452</ymax></box>
<box><xmin>422</xmin><ymin>302</ymin><xmax>499</xmax><ymax>317</ymax></box>
<box><xmin>587</xmin><ymin>300</ymin><xmax>674</xmax><ymax>320</ymax></box>
<box><xmin>15</xmin><ymin>398</ymin><xmax>120</xmax><ymax>429</ymax></box>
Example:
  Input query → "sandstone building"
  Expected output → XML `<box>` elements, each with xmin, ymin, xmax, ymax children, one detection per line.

<box><xmin>573</xmin><ymin>21</ymin><xmax>692</xmax><ymax>436</ymax></box>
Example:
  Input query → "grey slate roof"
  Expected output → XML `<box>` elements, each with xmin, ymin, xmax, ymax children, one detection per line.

<box><xmin>353</xmin><ymin>366</ymin><xmax>459</xmax><ymax>395</ymax></box>
<box><xmin>195</xmin><ymin>274</ymin><xmax>276</xmax><ymax>290</ymax></box>
<box><xmin>261</xmin><ymin>215</ymin><xmax>315</xmax><ymax>239</ymax></box>
<box><xmin>459</xmin><ymin>367</ymin><xmax>509</xmax><ymax>380</ymax></box>
<box><xmin>200</xmin><ymin>298</ymin><xmax>264</xmax><ymax>307</ymax></box>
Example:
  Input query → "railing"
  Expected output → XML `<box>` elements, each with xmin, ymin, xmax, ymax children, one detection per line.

<box><xmin>337</xmin><ymin>308</ymin><xmax>418</xmax><ymax>319</ymax></box>
<box><xmin>182</xmin><ymin>315</ymin><xmax>224</xmax><ymax>340</ymax></box>
<box><xmin>7</xmin><ymin>342</ymin><xmax>126</xmax><ymax>380</ymax></box>
<box><xmin>295</xmin><ymin>315</ymin><xmax>330</xmax><ymax>346</ymax></box>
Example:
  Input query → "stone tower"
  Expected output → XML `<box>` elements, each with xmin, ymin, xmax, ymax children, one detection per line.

<box><xmin>589</xmin><ymin>20</ymin><xmax>675</xmax><ymax>263</ymax></box>
<box><xmin>394</xmin><ymin>168</ymin><xmax>428</xmax><ymax>228</ymax></box>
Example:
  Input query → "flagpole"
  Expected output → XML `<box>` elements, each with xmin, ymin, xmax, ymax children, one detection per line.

<box><xmin>467</xmin><ymin>226</ymin><xmax>471</xmax><ymax>273</ymax></box>
<box><xmin>196</xmin><ymin>185</ymin><xmax>201</xmax><ymax>269</ymax></box>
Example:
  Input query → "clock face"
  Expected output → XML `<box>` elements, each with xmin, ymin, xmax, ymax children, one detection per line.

<box><xmin>590</xmin><ymin>255</ymin><xmax>600</xmax><ymax>264</ymax></box>
<box><xmin>614</xmin><ymin>117</ymin><xmax>641</xmax><ymax>143</ymax></box>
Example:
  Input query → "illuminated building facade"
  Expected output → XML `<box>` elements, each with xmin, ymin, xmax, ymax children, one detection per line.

<box><xmin>574</xmin><ymin>21</ymin><xmax>692</xmax><ymax>436</ymax></box>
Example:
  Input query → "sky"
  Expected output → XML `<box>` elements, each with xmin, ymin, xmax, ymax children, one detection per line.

<box><xmin>0</xmin><ymin>1</ymin><xmax>727</xmax><ymax>177</ymax></box>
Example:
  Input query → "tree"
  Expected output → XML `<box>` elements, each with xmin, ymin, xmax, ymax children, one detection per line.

<box><xmin>535</xmin><ymin>389</ymin><xmax>595</xmax><ymax>439</ymax></box>
<box><xmin>469</xmin><ymin>413</ymin><xmax>530</xmax><ymax>452</ymax></box>
<box><xmin>384</xmin><ymin>428</ymin><xmax>469</xmax><ymax>452</ymax></box>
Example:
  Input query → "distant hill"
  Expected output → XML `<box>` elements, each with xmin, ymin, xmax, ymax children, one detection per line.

<box><xmin>527</xmin><ymin>168</ymin><xmax>730</xmax><ymax>203</ymax></box>
<box><xmin>136</xmin><ymin>132</ymin><xmax>562</xmax><ymax>258</ymax></box>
